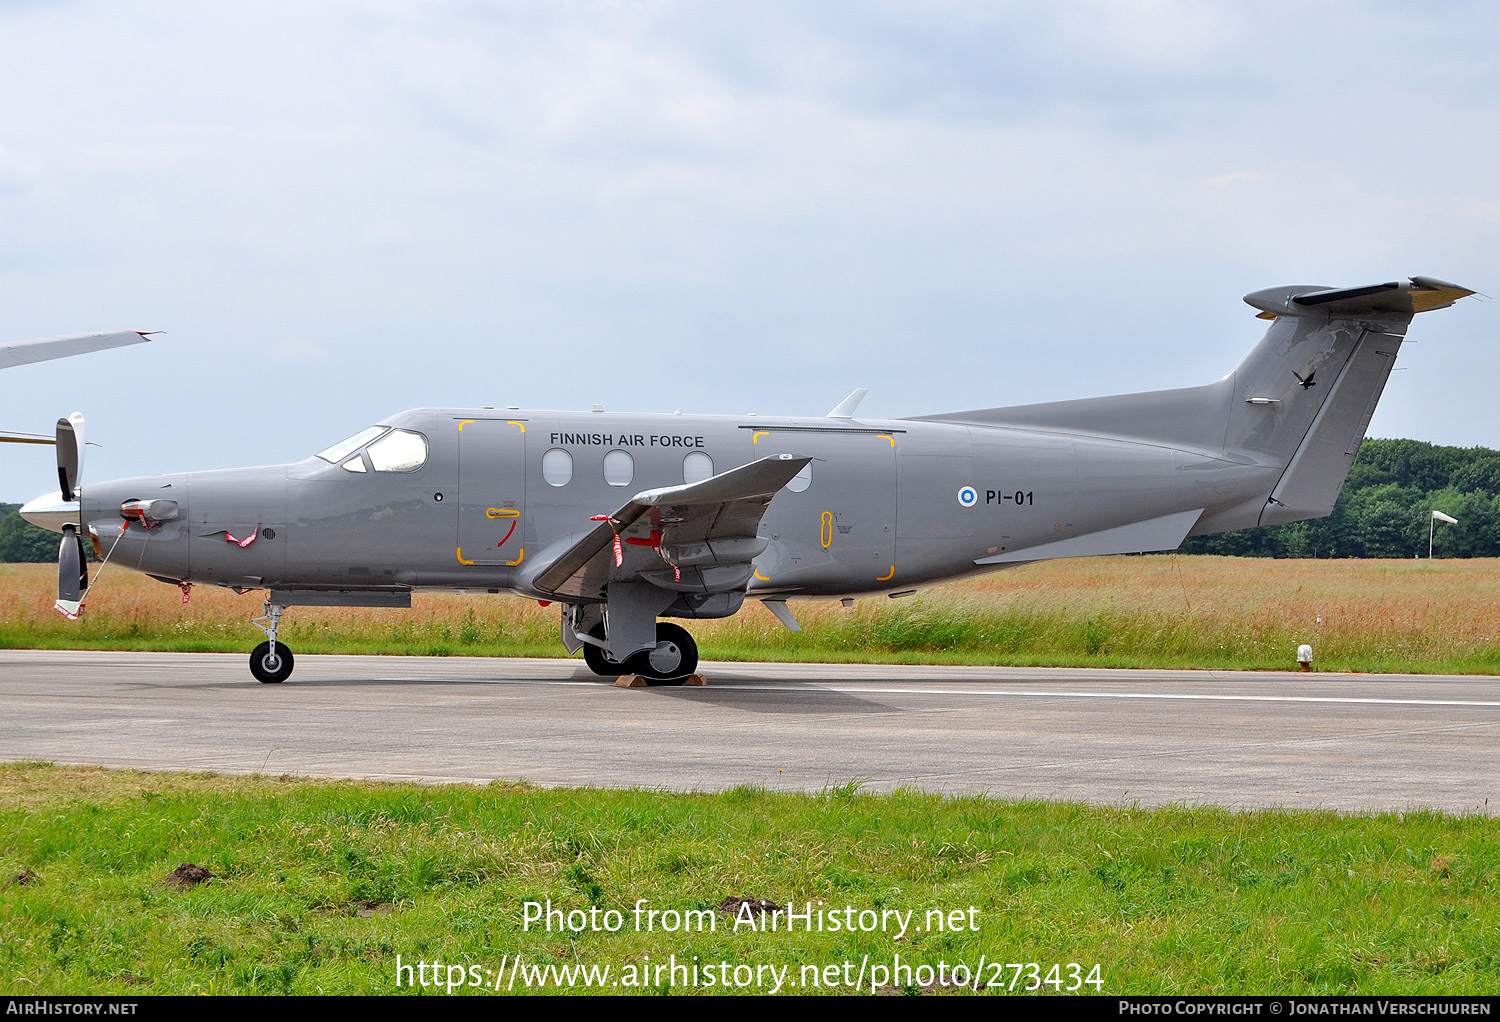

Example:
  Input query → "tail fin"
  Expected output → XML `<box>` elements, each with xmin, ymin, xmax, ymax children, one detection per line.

<box><xmin>1230</xmin><ymin>277</ymin><xmax>1474</xmax><ymax>525</ymax></box>
<box><xmin>917</xmin><ymin>276</ymin><xmax>1476</xmax><ymax>530</ymax></box>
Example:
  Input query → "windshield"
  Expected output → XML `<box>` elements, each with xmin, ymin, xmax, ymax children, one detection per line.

<box><xmin>368</xmin><ymin>429</ymin><xmax>428</xmax><ymax>472</ymax></box>
<box><xmin>316</xmin><ymin>426</ymin><xmax>388</xmax><ymax>464</ymax></box>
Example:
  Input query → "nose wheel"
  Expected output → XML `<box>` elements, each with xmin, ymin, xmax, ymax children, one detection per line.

<box><xmin>250</xmin><ymin>640</ymin><xmax>295</xmax><ymax>684</ymax></box>
<box><xmin>249</xmin><ymin>601</ymin><xmax>295</xmax><ymax>683</ymax></box>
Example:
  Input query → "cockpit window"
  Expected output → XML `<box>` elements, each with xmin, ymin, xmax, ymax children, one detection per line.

<box><xmin>341</xmin><ymin>455</ymin><xmax>367</xmax><ymax>473</ymax></box>
<box><xmin>367</xmin><ymin>429</ymin><xmax>428</xmax><ymax>472</ymax></box>
<box><xmin>317</xmin><ymin>426</ymin><xmax>388</xmax><ymax>464</ymax></box>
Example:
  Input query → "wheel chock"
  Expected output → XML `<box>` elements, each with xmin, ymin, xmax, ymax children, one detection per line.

<box><xmin>615</xmin><ymin>674</ymin><xmax>707</xmax><ymax>688</ymax></box>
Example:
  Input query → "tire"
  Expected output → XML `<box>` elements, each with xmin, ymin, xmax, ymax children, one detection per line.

<box><xmin>249</xmin><ymin>641</ymin><xmax>295</xmax><ymax>684</ymax></box>
<box><xmin>581</xmin><ymin>625</ymin><xmax>628</xmax><ymax>677</ymax></box>
<box><xmin>624</xmin><ymin>623</ymin><xmax>698</xmax><ymax>684</ymax></box>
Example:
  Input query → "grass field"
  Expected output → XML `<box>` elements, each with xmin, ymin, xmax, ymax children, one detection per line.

<box><xmin>2</xmin><ymin>763</ymin><xmax>1497</xmax><ymax>996</ymax></box>
<box><xmin>3</xmin><ymin>555</ymin><xmax>1500</xmax><ymax>673</ymax></box>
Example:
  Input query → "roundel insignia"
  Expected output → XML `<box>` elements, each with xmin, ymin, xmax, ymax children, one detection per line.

<box><xmin>957</xmin><ymin>486</ymin><xmax>978</xmax><ymax>508</ymax></box>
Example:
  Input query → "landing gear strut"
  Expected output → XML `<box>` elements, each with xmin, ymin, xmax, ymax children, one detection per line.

<box><xmin>581</xmin><ymin>624</ymin><xmax>628</xmax><ymax>677</ymax></box>
<box><xmin>249</xmin><ymin>601</ymin><xmax>294</xmax><ymax>684</ymax></box>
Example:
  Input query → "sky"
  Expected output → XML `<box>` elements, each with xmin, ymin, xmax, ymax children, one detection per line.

<box><xmin>0</xmin><ymin>0</ymin><xmax>1496</xmax><ymax>493</ymax></box>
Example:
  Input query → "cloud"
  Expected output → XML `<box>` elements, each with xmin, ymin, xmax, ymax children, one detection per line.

<box><xmin>1207</xmin><ymin>170</ymin><xmax>1265</xmax><ymax>194</ymax></box>
<box><xmin>0</xmin><ymin>0</ymin><xmax>1498</xmax><ymax>489</ymax></box>
<box><xmin>269</xmin><ymin>338</ymin><xmax>330</xmax><ymax>362</ymax></box>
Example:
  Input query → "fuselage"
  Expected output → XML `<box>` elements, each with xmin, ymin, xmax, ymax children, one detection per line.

<box><xmin>40</xmin><ymin>406</ymin><xmax>1267</xmax><ymax>608</ymax></box>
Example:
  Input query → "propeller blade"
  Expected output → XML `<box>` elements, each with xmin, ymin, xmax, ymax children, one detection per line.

<box><xmin>55</xmin><ymin>412</ymin><xmax>84</xmax><ymax>503</ymax></box>
<box><xmin>57</xmin><ymin>523</ymin><xmax>87</xmax><ymax>619</ymax></box>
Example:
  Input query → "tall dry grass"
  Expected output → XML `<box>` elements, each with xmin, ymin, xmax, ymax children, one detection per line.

<box><xmin>3</xmin><ymin>556</ymin><xmax>1498</xmax><ymax>672</ymax></box>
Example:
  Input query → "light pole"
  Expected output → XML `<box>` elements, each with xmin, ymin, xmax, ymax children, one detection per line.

<box><xmin>1430</xmin><ymin>509</ymin><xmax>1458</xmax><ymax>558</ymax></box>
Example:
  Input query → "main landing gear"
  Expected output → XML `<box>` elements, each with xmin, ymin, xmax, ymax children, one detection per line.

<box><xmin>581</xmin><ymin>622</ymin><xmax>699</xmax><ymax>684</ymax></box>
<box><xmin>249</xmin><ymin>601</ymin><xmax>294</xmax><ymax>684</ymax></box>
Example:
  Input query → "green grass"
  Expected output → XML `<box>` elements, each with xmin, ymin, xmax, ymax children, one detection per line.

<box><xmin>2</xmin><ymin>763</ymin><xmax>1497</xmax><ymax>995</ymax></box>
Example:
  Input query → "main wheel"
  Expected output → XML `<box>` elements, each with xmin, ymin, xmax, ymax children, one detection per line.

<box><xmin>249</xmin><ymin>641</ymin><xmax>295</xmax><ymax>684</ymax></box>
<box><xmin>581</xmin><ymin>625</ymin><xmax>628</xmax><ymax>677</ymax></box>
<box><xmin>624</xmin><ymin>623</ymin><xmax>699</xmax><ymax>684</ymax></box>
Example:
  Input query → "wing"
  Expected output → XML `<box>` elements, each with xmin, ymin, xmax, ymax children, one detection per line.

<box><xmin>529</xmin><ymin>454</ymin><xmax>812</xmax><ymax>601</ymax></box>
<box><xmin>1</xmin><ymin>330</ymin><xmax>154</xmax><ymax>446</ymax></box>
<box><xmin>0</xmin><ymin>429</ymin><xmax>53</xmax><ymax>445</ymax></box>
<box><xmin>0</xmin><ymin>330</ymin><xmax>153</xmax><ymax>371</ymax></box>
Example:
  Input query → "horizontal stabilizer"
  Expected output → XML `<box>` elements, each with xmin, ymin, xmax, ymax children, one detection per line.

<box><xmin>1245</xmin><ymin>278</ymin><xmax>1476</xmax><ymax>320</ymax></box>
<box><xmin>974</xmin><ymin>508</ymin><xmax>1204</xmax><ymax>564</ymax></box>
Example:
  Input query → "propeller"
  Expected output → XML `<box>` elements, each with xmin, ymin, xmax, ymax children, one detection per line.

<box><xmin>55</xmin><ymin>413</ymin><xmax>87</xmax><ymax>619</ymax></box>
<box><xmin>56</xmin><ymin>412</ymin><xmax>84</xmax><ymax>502</ymax></box>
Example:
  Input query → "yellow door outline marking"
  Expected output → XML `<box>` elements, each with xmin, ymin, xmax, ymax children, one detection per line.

<box><xmin>877</xmin><ymin>434</ymin><xmax>895</xmax><ymax>447</ymax></box>
<box><xmin>754</xmin><ymin>568</ymin><xmax>770</xmax><ymax>581</ymax></box>
<box><xmin>876</xmin><ymin>566</ymin><xmax>895</xmax><ymax>581</ymax></box>
<box><xmin>508</xmin><ymin>421</ymin><xmax>525</xmax><ymax>432</ymax></box>
<box><xmin>460</xmin><ymin>546</ymin><xmax>522</xmax><ymax>566</ymax></box>
<box><xmin>751</xmin><ymin>431</ymin><xmax>768</xmax><ymax>444</ymax></box>
<box><xmin>457</xmin><ymin>419</ymin><xmax>475</xmax><ymax>431</ymax></box>
<box><xmin>820</xmin><ymin>511</ymin><xmax>833</xmax><ymax>548</ymax></box>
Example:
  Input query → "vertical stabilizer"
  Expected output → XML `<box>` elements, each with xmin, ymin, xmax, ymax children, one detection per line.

<box><xmin>917</xmin><ymin>276</ymin><xmax>1475</xmax><ymax>538</ymax></box>
<box><xmin>1228</xmin><ymin>277</ymin><xmax>1474</xmax><ymax>526</ymax></box>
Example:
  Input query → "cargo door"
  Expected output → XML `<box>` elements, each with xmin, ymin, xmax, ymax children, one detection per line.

<box><xmin>457</xmin><ymin>418</ymin><xmax>527</xmax><ymax>566</ymax></box>
<box><xmin>751</xmin><ymin>429</ymin><xmax>897</xmax><ymax>588</ymax></box>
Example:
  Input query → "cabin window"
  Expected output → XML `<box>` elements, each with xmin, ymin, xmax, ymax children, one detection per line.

<box><xmin>786</xmin><ymin>463</ymin><xmax>812</xmax><ymax>492</ymax></box>
<box><xmin>367</xmin><ymin>429</ymin><xmax>428</xmax><ymax>472</ymax></box>
<box><xmin>683</xmin><ymin>451</ymin><xmax>713</xmax><ymax>484</ymax></box>
<box><xmin>603</xmin><ymin>450</ymin><xmax>634</xmax><ymax>486</ymax></box>
<box><xmin>542</xmin><ymin>448</ymin><xmax>573</xmax><ymax>487</ymax></box>
<box><xmin>316</xmin><ymin>425</ymin><xmax>388</xmax><ymax>464</ymax></box>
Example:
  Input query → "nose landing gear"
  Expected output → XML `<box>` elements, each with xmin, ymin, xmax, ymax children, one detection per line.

<box><xmin>249</xmin><ymin>601</ymin><xmax>294</xmax><ymax>683</ymax></box>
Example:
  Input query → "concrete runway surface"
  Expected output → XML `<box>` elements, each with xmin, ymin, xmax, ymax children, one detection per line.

<box><xmin>2</xmin><ymin>649</ymin><xmax>1498</xmax><ymax>813</ymax></box>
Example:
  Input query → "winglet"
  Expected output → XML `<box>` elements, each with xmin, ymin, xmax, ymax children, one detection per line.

<box><xmin>827</xmin><ymin>388</ymin><xmax>868</xmax><ymax>418</ymax></box>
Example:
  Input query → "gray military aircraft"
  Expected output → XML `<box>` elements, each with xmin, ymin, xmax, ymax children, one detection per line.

<box><xmin>19</xmin><ymin>278</ymin><xmax>1476</xmax><ymax>683</ymax></box>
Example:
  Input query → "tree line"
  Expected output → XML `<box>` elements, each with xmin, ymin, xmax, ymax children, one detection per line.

<box><xmin>1178</xmin><ymin>438</ymin><xmax>1500</xmax><ymax>558</ymax></box>
<box><xmin>2</xmin><ymin>438</ymin><xmax>1498</xmax><ymax>561</ymax></box>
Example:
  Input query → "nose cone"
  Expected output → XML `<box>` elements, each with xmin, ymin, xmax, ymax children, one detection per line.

<box><xmin>19</xmin><ymin>491</ymin><xmax>77</xmax><ymax>534</ymax></box>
